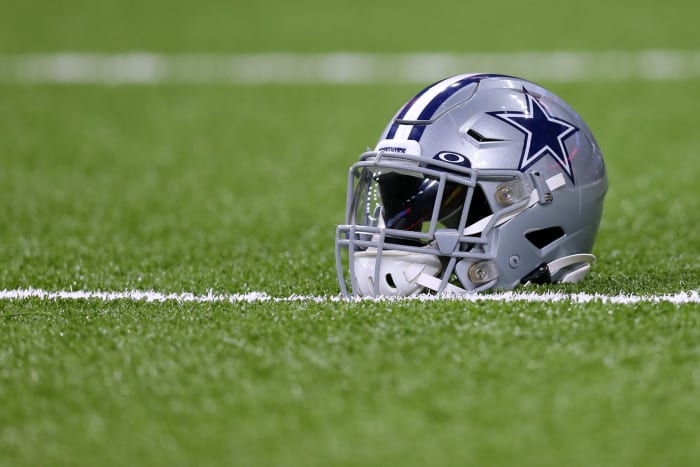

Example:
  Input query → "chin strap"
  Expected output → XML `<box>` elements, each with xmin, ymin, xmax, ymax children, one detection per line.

<box><xmin>415</xmin><ymin>273</ymin><xmax>467</xmax><ymax>295</ymax></box>
<box><xmin>463</xmin><ymin>173</ymin><xmax>566</xmax><ymax>236</ymax></box>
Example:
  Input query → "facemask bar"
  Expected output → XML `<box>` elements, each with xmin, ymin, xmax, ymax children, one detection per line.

<box><xmin>336</xmin><ymin>150</ymin><xmax>531</xmax><ymax>296</ymax></box>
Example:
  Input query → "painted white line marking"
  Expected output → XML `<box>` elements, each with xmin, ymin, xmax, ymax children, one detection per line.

<box><xmin>2</xmin><ymin>50</ymin><xmax>700</xmax><ymax>84</ymax></box>
<box><xmin>0</xmin><ymin>288</ymin><xmax>698</xmax><ymax>305</ymax></box>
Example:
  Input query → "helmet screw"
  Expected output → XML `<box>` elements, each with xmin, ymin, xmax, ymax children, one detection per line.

<box><xmin>495</xmin><ymin>181</ymin><xmax>529</xmax><ymax>206</ymax></box>
<box><xmin>509</xmin><ymin>255</ymin><xmax>520</xmax><ymax>268</ymax></box>
<box><xmin>499</xmin><ymin>186</ymin><xmax>513</xmax><ymax>201</ymax></box>
<box><xmin>468</xmin><ymin>261</ymin><xmax>498</xmax><ymax>285</ymax></box>
<box><xmin>495</xmin><ymin>185</ymin><xmax>515</xmax><ymax>205</ymax></box>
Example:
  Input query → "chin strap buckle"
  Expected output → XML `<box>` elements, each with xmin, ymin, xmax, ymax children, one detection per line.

<box><xmin>521</xmin><ymin>253</ymin><xmax>596</xmax><ymax>285</ymax></box>
<box><xmin>520</xmin><ymin>263</ymin><xmax>552</xmax><ymax>285</ymax></box>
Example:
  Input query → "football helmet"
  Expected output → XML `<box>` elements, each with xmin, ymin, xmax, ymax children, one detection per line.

<box><xmin>335</xmin><ymin>73</ymin><xmax>607</xmax><ymax>296</ymax></box>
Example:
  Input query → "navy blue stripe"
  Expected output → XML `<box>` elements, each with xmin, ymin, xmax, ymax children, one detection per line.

<box><xmin>408</xmin><ymin>73</ymin><xmax>512</xmax><ymax>141</ymax></box>
<box><xmin>385</xmin><ymin>76</ymin><xmax>450</xmax><ymax>139</ymax></box>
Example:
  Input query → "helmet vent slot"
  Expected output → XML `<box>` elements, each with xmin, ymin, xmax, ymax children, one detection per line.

<box><xmin>467</xmin><ymin>128</ymin><xmax>503</xmax><ymax>143</ymax></box>
<box><xmin>385</xmin><ymin>274</ymin><xmax>397</xmax><ymax>289</ymax></box>
<box><xmin>525</xmin><ymin>226</ymin><xmax>565</xmax><ymax>249</ymax></box>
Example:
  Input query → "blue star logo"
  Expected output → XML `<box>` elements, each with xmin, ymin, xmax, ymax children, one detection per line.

<box><xmin>488</xmin><ymin>88</ymin><xmax>579</xmax><ymax>183</ymax></box>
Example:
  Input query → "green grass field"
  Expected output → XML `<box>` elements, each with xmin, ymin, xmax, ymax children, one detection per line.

<box><xmin>2</xmin><ymin>1</ymin><xmax>700</xmax><ymax>466</ymax></box>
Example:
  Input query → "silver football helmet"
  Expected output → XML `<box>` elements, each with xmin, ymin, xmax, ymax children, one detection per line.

<box><xmin>335</xmin><ymin>74</ymin><xmax>607</xmax><ymax>296</ymax></box>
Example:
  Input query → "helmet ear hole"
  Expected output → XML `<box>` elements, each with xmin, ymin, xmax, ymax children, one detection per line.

<box><xmin>385</xmin><ymin>274</ymin><xmax>397</xmax><ymax>289</ymax></box>
<box><xmin>525</xmin><ymin>226</ymin><xmax>565</xmax><ymax>249</ymax></box>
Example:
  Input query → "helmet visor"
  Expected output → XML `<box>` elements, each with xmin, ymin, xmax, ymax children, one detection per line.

<box><xmin>350</xmin><ymin>168</ymin><xmax>467</xmax><ymax>234</ymax></box>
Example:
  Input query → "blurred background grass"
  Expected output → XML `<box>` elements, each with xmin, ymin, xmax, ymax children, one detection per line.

<box><xmin>1</xmin><ymin>0</ymin><xmax>698</xmax><ymax>53</ymax></box>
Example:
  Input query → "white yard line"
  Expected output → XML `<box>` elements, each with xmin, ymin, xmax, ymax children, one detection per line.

<box><xmin>1</xmin><ymin>50</ymin><xmax>700</xmax><ymax>84</ymax></box>
<box><xmin>0</xmin><ymin>288</ymin><xmax>698</xmax><ymax>305</ymax></box>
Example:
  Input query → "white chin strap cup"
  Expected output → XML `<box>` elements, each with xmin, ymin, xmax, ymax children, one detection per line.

<box><xmin>353</xmin><ymin>250</ymin><xmax>442</xmax><ymax>296</ymax></box>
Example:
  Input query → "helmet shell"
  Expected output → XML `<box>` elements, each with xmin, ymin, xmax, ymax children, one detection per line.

<box><xmin>336</xmin><ymin>74</ymin><xmax>607</xmax><ymax>296</ymax></box>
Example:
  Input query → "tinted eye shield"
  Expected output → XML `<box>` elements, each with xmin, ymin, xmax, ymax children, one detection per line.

<box><xmin>343</xmin><ymin>154</ymin><xmax>480</xmax><ymax>248</ymax></box>
<box><xmin>376</xmin><ymin>172</ymin><xmax>466</xmax><ymax>231</ymax></box>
